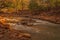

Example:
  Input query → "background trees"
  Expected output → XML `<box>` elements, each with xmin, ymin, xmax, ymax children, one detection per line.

<box><xmin>28</xmin><ymin>0</ymin><xmax>39</xmax><ymax>10</ymax></box>
<box><xmin>28</xmin><ymin>0</ymin><xmax>48</xmax><ymax>11</ymax></box>
<box><xmin>0</xmin><ymin>0</ymin><xmax>15</xmax><ymax>9</ymax></box>
<box><xmin>28</xmin><ymin>0</ymin><xmax>60</xmax><ymax>11</ymax></box>
<box><xmin>0</xmin><ymin>0</ymin><xmax>60</xmax><ymax>11</ymax></box>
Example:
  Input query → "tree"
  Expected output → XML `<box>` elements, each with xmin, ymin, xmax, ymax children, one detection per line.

<box><xmin>0</xmin><ymin>1</ymin><xmax>5</xmax><ymax>8</ymax></box>
<box><xmin>28</xmin><ymin>0</ymin><xmax>39</xmax><ymax>10</ymax></box>
<box><xmin>29</xmin><ymin>0</ymin><xmax>48</xmax><ymax>11</ymax></box>
<box><xmin>55</xmin><ymin>0</ymin><xmax>60</xmax><ymax>8</ymax></box>
<box><xmin>0</xmin><ymin>0</ymin><xmax>15</xmax><ymax>9</ymax></box>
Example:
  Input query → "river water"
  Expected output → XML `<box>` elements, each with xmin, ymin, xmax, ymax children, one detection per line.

<box><xmin>1</xmin><ymin>17</ymin><xmax>60</xmax><ymax>40</ymax></box>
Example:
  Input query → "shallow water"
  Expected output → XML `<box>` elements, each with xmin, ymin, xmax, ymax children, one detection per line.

<box><xmin>2</xmin><ymin>17</ymin><xmax>60</xmax><ymax>40</ymax></box>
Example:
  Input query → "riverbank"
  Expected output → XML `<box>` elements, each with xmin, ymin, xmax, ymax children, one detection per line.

<box><xmin>0</xmin><ymin>10</ymin><xmax>60</xmax><ymax>24</ymax></box>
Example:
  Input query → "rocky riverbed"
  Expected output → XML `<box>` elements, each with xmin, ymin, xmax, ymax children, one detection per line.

<box><xmin>0</xmin><ymin>16</ymin><xmax>60</xmax><ymax>40</ymax></box>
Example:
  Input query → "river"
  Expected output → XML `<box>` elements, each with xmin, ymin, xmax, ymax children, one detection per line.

<box><xmin>1</xmin><ymin>17</ymin><xmax>60</xmax><ymax>40</ymax></box>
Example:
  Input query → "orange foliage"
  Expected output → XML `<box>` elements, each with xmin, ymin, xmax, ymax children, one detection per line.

<box><xmin>1</xmin><ymin>8</ymin><xmax>17</xmax><ymax>13</ymax></box>
<box><xmin>0</xmin><ymin>16</ymin><xmax>6</xmax><ymax>24</ymax></box>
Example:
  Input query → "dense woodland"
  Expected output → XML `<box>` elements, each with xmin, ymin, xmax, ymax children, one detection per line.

<box><xmin>0</xmin><ymin>0</ymin><xmax>60</xmax><ymax>11</ymax></box>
